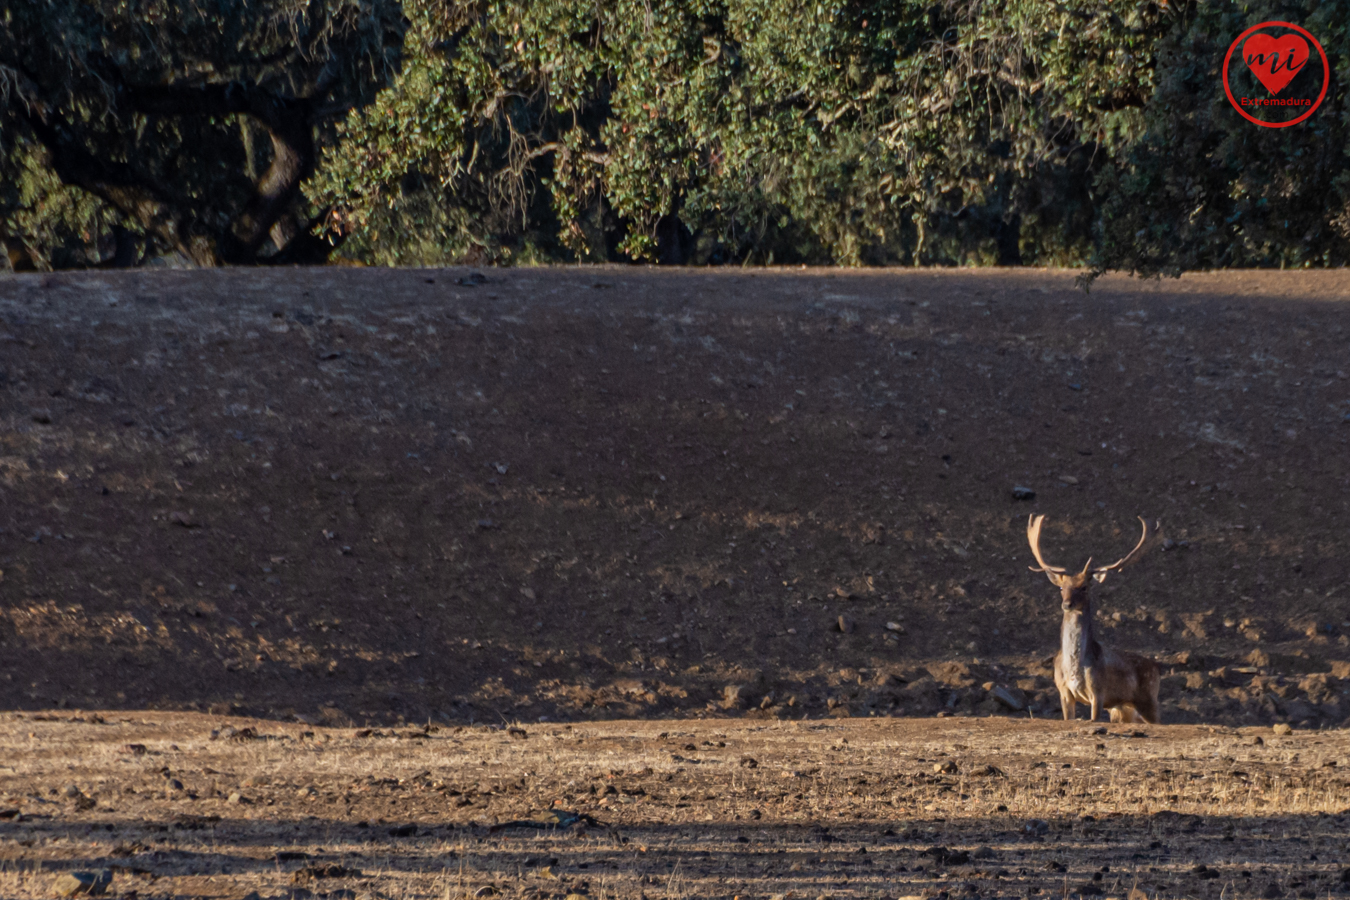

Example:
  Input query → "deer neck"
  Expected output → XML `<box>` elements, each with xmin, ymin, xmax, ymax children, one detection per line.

<box><xmin>1061</xmin><ymin>604</ymin><xmax>1100</xmax><ymax>674</ymax></box>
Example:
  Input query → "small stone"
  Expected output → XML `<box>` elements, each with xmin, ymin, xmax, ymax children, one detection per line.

<box><xmin>885</xmin><ymin>621</ymin><xmax>905</xmax><ymax>633</ymax></box>
<box><xmin>973</xmin><ymin>846</ymin><xmax>997</xmax><ymax>859</ymax></box>
<box><xmin>297</xmin><ymin>786</ymin><xmax>317</xmax><ymax>798</ymax></box>
<box><xmin>62</xmin><ymin>784</ymin><xmax>82</xmax><ymax>798</ymax></box>
<box><xmin>53</xmin><ymin>870</ymin><xmax>112</xmax><ymax>897</ymax></box>
<box><xmin>227</xmin><ymin>792</ymin><xmax>243</xmax><ymax>804</ymax></box>
<box><xmin>167</xmin><ymin>778</ymin><xmax>184</xmax><ymax>791</ymax></box>
<box><xmin>1012</xmin><ymin>486</ymin><xmax>1036</xmax><ymax>501</ymax></box>
<box><xmin>721</xmin><ymin>684</ymin><xmax>747</xmax><ymax>709</ymax></box>
<box><xmin>1058</xmin><ymin>474</ymin><xmax>1079</xmax><ymax>485</ymax></box>
<box><xmin>991</xmin><ymin>685</ymin><xmax>1026</xmax><ymax>711</ymax></box>
<box><xmin>933</xmin><ymin>760</ymin><xmax>959</xmax><ymax>774</ymax></box>
<box><xmin>1023</xmin><ymin>819</ymin><xmax>1050</xmax><ymax>836</ymax></box>
<box><xmin>739</xmin><ymin>756</ymin><xmax>759</xmax><ymax>769</ymax></box>
<box><xmin>837</xmin><ymin>615</ymin><xmax>855</xmax><ymax>634</ymax></box>
<box><xmin>295</xmin><ymin>863</ymin><xmax>361</xmax><ymax>881</ymax></box>
<box><xmin>1272</xmin><ymin>723</ymin><xmax>1293</xmax><ymax>735</ymax></box>
<box><xmin>922</xmin><ymin>846</ymin><xmax>969</xmax><ymax>866</ymax></box>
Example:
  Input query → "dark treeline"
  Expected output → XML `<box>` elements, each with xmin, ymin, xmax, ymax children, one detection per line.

<box><xmin>2</xmin><ymin>0</ymin><xmax>1346</xmax><ymax>273</ymax></box>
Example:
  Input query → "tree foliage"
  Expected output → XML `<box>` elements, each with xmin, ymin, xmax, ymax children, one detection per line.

<box><xmin>311</xmin><ymin>0</ymin><xmax>1177</xmax><ymax>266</ymax></box>
<box><xmin>1092</xmin><ymin>1</ymin><xmax>1350</xmax><ymax>275</ymax></box>
<box><xmin>4</xmin><ymin>0</ymin><xmax>1347</xmax><ymax>272</ymax></box>
<box><xmin>1</xmin><ymin>0</ymin><xmax>403</xmax><ymax>268</ymax></box>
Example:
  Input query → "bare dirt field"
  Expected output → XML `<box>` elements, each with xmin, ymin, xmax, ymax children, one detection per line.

<box><xmin>1</xmin><ymin>266</ymin><xmax>1348</xmax><ymax>728</ymax></box>
<box><xmin>0</xmin><ymin>712</ymin><xmax>1347</xmax><ymax>900</ymax></box>
<box><xmin>2</xmin><ymin>266</ymin><xmax>1350</xmax><ymax>898</ymax></box>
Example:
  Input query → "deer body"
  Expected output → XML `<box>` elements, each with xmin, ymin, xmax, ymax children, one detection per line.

<box><xmin>1028</xmin><ymin>515</ymin><xmax>1162</xmax><ymax>725</ymax></box>
<box><xmin>1055</xmin><ymin>597</ymin><xmax>1160</xmax><ymax>724</ymax></box>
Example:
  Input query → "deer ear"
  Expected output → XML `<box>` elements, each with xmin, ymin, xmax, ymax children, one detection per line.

<box><xmin>1093</xmin><ymin>572</ymin><xmax>1108</xmax><ymax>583</ymax></box>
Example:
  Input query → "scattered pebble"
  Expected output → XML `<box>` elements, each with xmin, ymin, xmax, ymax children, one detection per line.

<box><xmin>52</xmin><ymin>870</ymin><xmax>111</xmax><ymax>898</ymax></box>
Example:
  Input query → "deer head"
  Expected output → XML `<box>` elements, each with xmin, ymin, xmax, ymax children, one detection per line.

<box><xmin>1027</xmin><ymin>515</ymin><xmax>1155</xmax><ymax>611</ymax></box>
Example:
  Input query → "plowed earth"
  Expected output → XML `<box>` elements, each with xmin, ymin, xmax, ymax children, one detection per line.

<box><xmin>0</xmin><ymin>267</ymin><xmax>1349</xmax><ymax>729</ymax></box>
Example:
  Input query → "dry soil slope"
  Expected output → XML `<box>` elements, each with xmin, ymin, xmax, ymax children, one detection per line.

<box><xmin>0</xmin><ymin>267</ymin><xmax>1347</xmax><ymax>727</ymax></box>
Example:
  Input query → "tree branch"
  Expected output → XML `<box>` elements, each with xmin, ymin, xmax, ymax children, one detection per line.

<box><xmin>9</xmin><ymin>73</ymin><xmax>220</xmax><ymax>265</ymax></box>
<box><xmin>109</xmin><ymin>67</ymin><xmax>335</xmax><ymax>260</ymax></box>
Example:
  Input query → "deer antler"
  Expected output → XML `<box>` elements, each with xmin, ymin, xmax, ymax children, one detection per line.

<box><xmin>1092</xmin><ymin>516</ymin><xmax>1155</xmax><ymax>577</ymax></box>
<box><xmin>1027</xmin><ymin>514</ymin><xmax>1067</xmax><ymax>578</ymax></box>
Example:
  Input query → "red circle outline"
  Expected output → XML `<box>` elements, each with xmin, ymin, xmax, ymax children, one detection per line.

<box><xmin>1223</xmin><ymin>21</ymin><xmax>1329</xmax><ymax>128</ymax></box>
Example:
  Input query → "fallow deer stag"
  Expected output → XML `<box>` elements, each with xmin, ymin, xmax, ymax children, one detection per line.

<box><xmin>1026</xmin><ymin>515</ymin><xmax>1162</xmax><ymax>724</ymax></box>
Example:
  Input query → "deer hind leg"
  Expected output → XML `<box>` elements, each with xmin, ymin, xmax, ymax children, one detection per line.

<box><xmin>1089</xmin><ymin>695</ymin><xmax>1100</xmax><ymax>722</ymax></box>
<box><xmin>1135</xmin><ymin>695</ymin><xmax>1160</xmax><ymax>725</ymax></box>
<box><xmin>1060</xmin><ymin>692</ymin><xmax>1075</xmax><ymax>721</ymax></box>
<box><xmin>1111</xmin><ymin>704</ymin><xmax>1143</xmax><ymax>724</ymax></box>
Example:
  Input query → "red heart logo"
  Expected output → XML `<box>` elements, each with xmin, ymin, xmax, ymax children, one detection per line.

<box><xmin>1243</xmin><ymin>33</ymin><xmax>1309</xmax><ymax>95</ymax></box>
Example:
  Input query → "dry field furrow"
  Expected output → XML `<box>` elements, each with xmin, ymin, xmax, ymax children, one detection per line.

<box><xmin>0</xmin><ymin>712</ymin><xmax>1347</xmax><ymax>900</ymax></box>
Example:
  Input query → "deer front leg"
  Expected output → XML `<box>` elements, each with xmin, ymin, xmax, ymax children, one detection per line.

<box><xmin>1089</xmin><ymin>694</ymin><xmax>1100</xmax><ymax>722</ymax></box>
